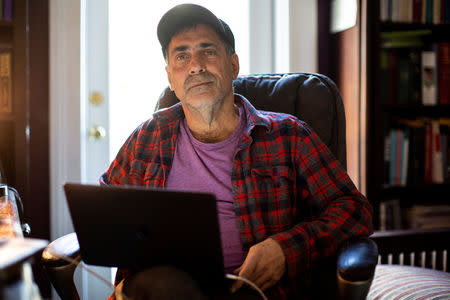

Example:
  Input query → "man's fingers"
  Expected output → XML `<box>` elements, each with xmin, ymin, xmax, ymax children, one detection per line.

<box><xmin>230</xmin><ymin>254</ymin><xmax>258</xmax><ymax>293</ymax></box>
<box><xmin>260</xmin><ymin>278</ymin><xmax>277</xmax><ymax>292</ymax></box>
<box><xmin>253</xmin><ymin>267</ymin><xmax>271</xmax><ymax>288</ymax></box>
<box><xmin>233</xmin><ymin>266</ymin><xmax>242</xmax><ymax>275</ymax></box>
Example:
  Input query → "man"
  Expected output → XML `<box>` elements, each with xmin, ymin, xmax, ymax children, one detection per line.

<box><xmin>101</xmin><ymin>3</ymin><xmax>373</xmax><ymax>299</ymax></box>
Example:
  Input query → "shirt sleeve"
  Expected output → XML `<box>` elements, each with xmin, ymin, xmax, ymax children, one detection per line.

<box><xmin>99</xmin><ymin>122</ymin><xmax>145</xmax><ymax>186</ymax></box>
<box><xmin>270</xmin><ymin>122</ymin><xmax>373</xmax><ymax>280</ymax></box>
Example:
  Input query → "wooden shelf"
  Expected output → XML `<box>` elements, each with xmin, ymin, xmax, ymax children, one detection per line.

<box><xmin>382</xmin><ymin>105</ymin><xmax>450</xmax><ymax>117</ymax></box>
<box><xmin>380</xmin><ymin>22</ymin><xmax>450</xmax><ymax>32</ymax></box>
<box><xmin>381</xmin><ymin>184</ymin><xmax>450</xmax><ymax>202</ymax></box>
<box><xmin>0</xmin><ymin>20</ymin><xmax>13</xmax><ymax>27</ymax></box>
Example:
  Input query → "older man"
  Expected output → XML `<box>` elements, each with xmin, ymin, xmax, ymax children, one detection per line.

<box><xmin>101</xmin><ymin>3</ymin><xmax>373</xmax><ymax>300</ymax></box>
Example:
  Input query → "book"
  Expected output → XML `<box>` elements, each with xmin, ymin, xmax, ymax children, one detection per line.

<box><xmin>2</xmin><ymin>0</ymin><xmax>12</xmax><ymax>21</ymax></box>
<box><xmin>441</xmin><ymin>126</ymin><xmax>448</xmax><ymax>182</ymax></box>
<box><xmin>446</xmin><ymin>0</ymin><xmax>450</xmax><ymax>23</ymax></box>
<box><xmin>380</xmin><ymin>50</ymin><xmax>390</xmax><ymax>104</ymax></box>
<box><xmin>389</xmin><ymin>129</ymin><xmax>398</xmax><ymax>185</ymax></box>
<box><xmin>431</xmin><ymin>120</ymin><xmax>444</xmax><ymax>183</ymax></box>
<box><xmin>409</xmin><ymin>49</ymin><xmax>422</xmax><ymax>104</ymax></box>
<box><xmin>424</xmin><ymin>122</ymin><xmax>433</xmax><ymax>184</ymax></box>
<box><xmin>397</xmin><ymin>49</ymin><xmax>421</xmax><ymax>105</ymax></box>
<box><xmin>395</xmin><ymin>129</ymin><xmax>404</xmax><ymax>186</ymax></box>
<box><xmin>388</xmin><ymin>50</ymin><xmax>399</xmax><ymax>104</ymax></box>
<box><xmin>413</xmin><ymin>0</ymin><xmax>423</xmax><ymax>22</ymax></box>
<box><xmin>408</xmin><ymin>122</ymin><xmax>426</xmax><ymax>184</ymax></box>
<box><xmin>426</xmin><ymin>0</ymin><xmax>434</xmax><ymax>23</ymax></box>
<box><xmin>401</xmin><ymin>128</ymin><xmax>410</xmax><ymax>186</ymax></box>
<box><xmin>381</xmin><ymin>0</ymin><xmax>390</xmax><ymax>21</ymax></box>
<box><xmin>437</xmin><ymin>42</ymin><xmax>450</xmax><ymax>104</ymax></box>
<box><xmin>398</xmin><ymin>54</ymin><xmax>412</xmax><ymax>104</ymax></box>
<box><xmin>422</xmin><ymin>0</ymin><xmax>428</xmax><ymax>23</ymax></box>
<box><xmin>0</xmin><ymin>0</ymin><xmax>3</xmax><ymax>21</ymax></box>
<box><xmin>384</xmin><ymin>131</ymin><xmax>391</xmax><ymax>185</ymax></box>
<box><xmin>0</xmin><ymin>49</ymin><xmax>12</xmax><ymax>114</ymax></box>
<box><xmin>384</xmin><ymin>199</ymin><xmax>402</xmax><ymax>229</ymax></box>
<box><xmin>421</xmin><ymin>49</ymin><xmax>438</xmax><ymax>105</ymax></box>
<box><xmin>407</xmin><ymin>204</ymin><xmax>450</xmax><ymax>229</ymax></box>
<box><xmin>433</xmin><ymin>0</ymin><xmax>442</xmax><ymax>23</ymax></box>
<box><xmin>379</xmin><ymin>201</ymin><xmax>387</xmax><ymax>231</ymax></box>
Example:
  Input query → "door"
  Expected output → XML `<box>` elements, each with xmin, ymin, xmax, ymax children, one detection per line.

<box><xmin>80</xmin><ymin>0</ymin><xmax>114</xmax><ymax>299</ymax></box>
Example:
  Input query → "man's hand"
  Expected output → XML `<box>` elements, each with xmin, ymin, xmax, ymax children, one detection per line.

<box><xmin>230</xmin><ymin>238</ymin><xmax>286</xmax><ymax>293</ymax></box>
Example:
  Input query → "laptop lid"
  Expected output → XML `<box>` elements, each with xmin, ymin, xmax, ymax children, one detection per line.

<box><xmin>63</xmin><ymin>182</ymin><xmax>226</xmax><ymax>293</ymax></box>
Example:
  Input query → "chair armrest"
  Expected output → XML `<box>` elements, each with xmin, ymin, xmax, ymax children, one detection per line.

<box><xmin>336</xmin><ymin>237</ymin><xmax>378</xmax><ymax>300</ymax></box>
<box><xmin>41</xmin><ymin>232</ymin><xmax>81</xmax><ymax>300</ymax></box>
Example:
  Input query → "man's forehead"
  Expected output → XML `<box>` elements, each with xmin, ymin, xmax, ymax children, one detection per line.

<box><xmin>168</xmin><ymin>24</ymin><xmax>222</xmax><ymax>50</ymax></box>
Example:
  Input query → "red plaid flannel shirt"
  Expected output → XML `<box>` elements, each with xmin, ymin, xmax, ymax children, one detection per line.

<box><xmin>101</xmin><ymin>95</ymin><xmax>373</xmax><ymax>299</ymax></box>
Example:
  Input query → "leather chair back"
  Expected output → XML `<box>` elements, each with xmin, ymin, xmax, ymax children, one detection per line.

<box><xmin>156</xmin><ymin>73</ymin><xmax>347</xmax><ymax>169</ymax></box>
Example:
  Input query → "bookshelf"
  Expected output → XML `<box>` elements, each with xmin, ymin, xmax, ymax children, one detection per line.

<box><xmin>0</xmin><ymin>0</ymin><xmax>50</xmax><ymax>297</ymax></box>
<box><xmin>366</xmin><ymin>1</ymin><xmax>450</xmax><ymax>231</ymax></box>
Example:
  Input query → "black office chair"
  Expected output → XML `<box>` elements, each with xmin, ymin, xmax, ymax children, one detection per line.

<box><xmin>42</xmin><ymin>73</ymin><xmax>378</xmax><ymax>300</ymax></box>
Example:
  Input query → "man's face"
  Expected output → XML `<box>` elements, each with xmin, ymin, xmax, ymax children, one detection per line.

<box><xmin>165</xmin><ymin>24</ymin><xmax>239</xmax><ymax>110</ymax></box>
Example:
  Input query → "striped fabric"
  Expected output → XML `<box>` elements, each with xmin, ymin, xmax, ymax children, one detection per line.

<box><xmin>368</xmin><ymin>265</ymin><xmax>450</xmax><ymax>300</ymax></box>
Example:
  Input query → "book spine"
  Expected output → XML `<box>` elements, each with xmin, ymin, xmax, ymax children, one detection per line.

<box><xmin>433</xmin><ymin>0</ymin><xmax>441</xmax><ymax>24</ymax></box>
<box><xmin>398</xmin><ymin>53</ymin><xmax>411</xmax><ymax>104</ymax></box>
<box><xmin>381</xmin><ymin>0</ymin><xmax>389</xmax><ymax>21</ymax></box>
<box><xmin>431</xmin><ymin>121</ymin><xmax>444</xmax><ymax>183</ymax></box>
<box><xmin>390</xmin><ymin>129</ymin><xmax>398</xmax><ymax>185</ymax></box>
<box><xmin>380</xmin><ymin>50</ymin><xmax>390</xmax><ymax>104</ymax></box>
<box><xmin>437</xmin><ymin>42</ymin><xmax>450</xmax><ymax>105</ymax></box>
<box><xmin>446</xmin><ymin>0</ymin><xmax>450</xmax><ymax>23</ymax></box>
<box><xmin>421</xmin><ymin>49</ymin><xmax>438</xmax><ymax>105</ymax></box>
<box><xmin>384</xmin><ymin>132</ymin><xmax>391</xmax><ymax>185</ymax></box>
<box><xmin>2</xmin><ymin>0</ymin><xmax>12</xmax><ymax>21</ymax></box>
<box><xmin>413</xmin><ymin>125</ymin><xmax>426</xmax><ymax>184</ymax></box>
<box><xmin>408</xmin><ymin>0</ymin><xmax>414</xmax><ymax>22</ymax></box>
<box><xmin>395</xmin><ymin>129</ymin><xmax>404</xmax><ymax>186</ymax></box>
<box><xmin>0</xmin><ymin>0</ymin><xmax>3</xmax><ymax>21</ymax></box>
<box><xmin>389</xmin><ymin>50</ymin><xmax>399</xmax><ymax>105</ymax></box>
<box><xmin>410</xmin><ymin>49</ymin><xmax>422</xmax><ymax>105</ymax></box>
<box><xmin>441</xmin><ymin>128</ymin><xmax>448</xmax><ymax>182</ymax></box>
<box><xmin>0</xmin><ymin>49</ymin><xmax>12</xmax><ymax>114</ymax></box>
<box><xmin>413</xmin><ymin>0</ymin><xmax>424</xmax><ymax>22</ymax></box>
<box><xmin>425</xmin><ymin>122</ymin><xmax>433</xmax><ymax>184</ymax></box>
<box><xmin>379</xmin><ymin>202</ymin><xmax>387</xmax><ymax>231</ymax></box>
<box><xmin>426</xmin><ymin>0</ymin><xmax>434</xmax><ymax>23</ymax></box>
<box><xmin>401</xmin><ymin>129</ymin><xmax>410</xmax><ymax>186</ymax></box>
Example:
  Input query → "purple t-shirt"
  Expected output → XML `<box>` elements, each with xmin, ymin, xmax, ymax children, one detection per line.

<box><xmin>165</xmin><ymin>104</ymin><xmax>247</xmax><ymax>273</ymax></box>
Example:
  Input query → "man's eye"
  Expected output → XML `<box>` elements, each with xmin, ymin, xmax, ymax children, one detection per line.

<box><xmin>176</xmin><ymin>54</ymin><xmax>186</xmax><ymax>61</ymax></box>
<box><xmin>205</xmin><ymin>50</ymin><xmax>216</xmax><ymax>56</ymax></box>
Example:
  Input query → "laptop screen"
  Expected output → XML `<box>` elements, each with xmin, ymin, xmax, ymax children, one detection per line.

<box><xmin>63</xmin><ymin>182</ymin><xmax>227</xmax><ymax>293</ymax></box>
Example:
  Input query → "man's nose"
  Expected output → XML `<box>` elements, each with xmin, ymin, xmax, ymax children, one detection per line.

<box><xmin>189</xmin><ymin>53</ymin><xmax>205</xmax><ymax>74</ymax></box>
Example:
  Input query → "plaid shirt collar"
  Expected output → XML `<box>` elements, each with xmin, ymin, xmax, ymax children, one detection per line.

<box><xmin>152</xmin><ymin>94</ymin><xmax>272</xmax><ymax>134</ymax></box>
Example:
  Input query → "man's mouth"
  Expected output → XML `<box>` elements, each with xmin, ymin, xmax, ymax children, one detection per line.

<box><xmin>189</xmin><ymin>81</ymin><xmax>212</xmax><ymax>89</ymax></box>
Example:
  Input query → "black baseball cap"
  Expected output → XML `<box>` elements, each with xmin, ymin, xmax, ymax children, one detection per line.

<box><xmin>157</xmin><ymin>3</ymin><xmax>235</xmax><ymax>58</ymax></box>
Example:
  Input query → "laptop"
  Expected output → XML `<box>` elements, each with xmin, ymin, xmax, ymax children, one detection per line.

<box><xmin>63</xmin><ymin>182</ymin><xmax>227</xmax><ymax>294</ymax></box>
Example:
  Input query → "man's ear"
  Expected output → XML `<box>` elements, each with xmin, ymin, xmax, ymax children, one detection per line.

<box><xmin>231</xmin><ymin>53</ymin><xmax>240</xmax><ymax>80</ymax></box>
<box><xmin>165</xmin><ymin>65</ymin><xmax>174</xmax><ymax>91</ymax></box>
